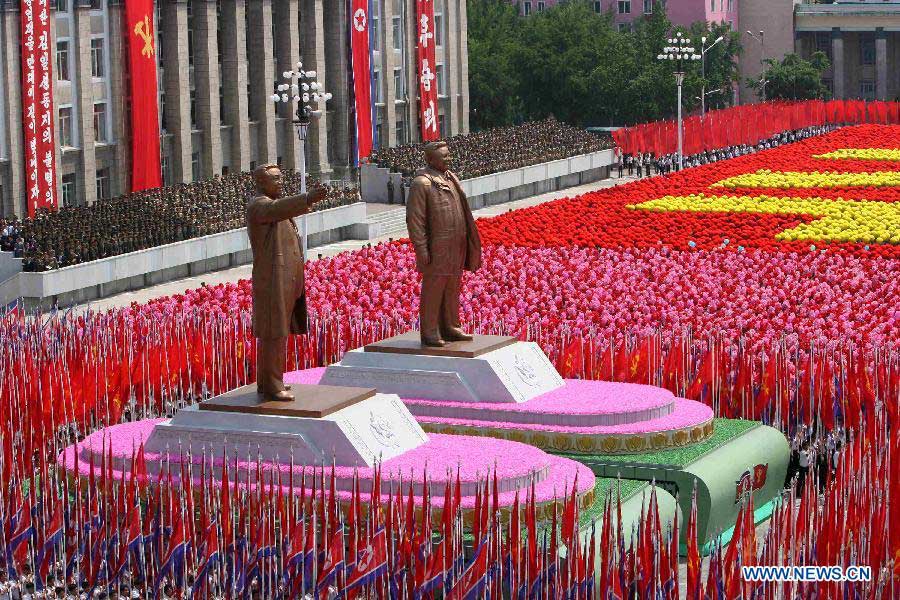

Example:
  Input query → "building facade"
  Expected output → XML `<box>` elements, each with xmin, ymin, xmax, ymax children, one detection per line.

<box><xmin>794</xmin><ymin>0</ymin><xmax>900</xmax><ymax>102</ymax></box>
<box><xmin>516</xmin><ymin>0</ymin><xmax>738</xmax><ymax>31</ymax></box>
<box><xmin>0</xmin><ymin>0</ymin><xmax>470</xmax><ymax>217</ymax></box>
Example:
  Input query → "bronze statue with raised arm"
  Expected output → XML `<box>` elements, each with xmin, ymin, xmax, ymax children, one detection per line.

<box><xmin>406</xmin><ymin>141</ymin><xmax>482</xmax><ymax>347</ymax></box>
<box><xmin>246</xmin><ymin>164</ymin><xmax>326</xmax><ymax>401</ymax></box>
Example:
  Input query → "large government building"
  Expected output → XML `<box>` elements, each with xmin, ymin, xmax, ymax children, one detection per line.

<box><xmin>0</xmin><ymin>0</ymin><xmax>470</xmax><ymax>217</ymax></box>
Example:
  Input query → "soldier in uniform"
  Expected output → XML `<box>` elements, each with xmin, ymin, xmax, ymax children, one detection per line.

<box><xmin>246</xmin><ymin>164</ymin><xmax>326</xmax><ymax>401</ymax></box>
<box><xmin>406</xmin><ymin>141</ymin><xmax>482</xmax><ymax>347</ymax></box>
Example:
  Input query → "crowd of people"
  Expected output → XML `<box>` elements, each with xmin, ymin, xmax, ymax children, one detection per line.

<box><xmin>616</xmin><ymin>124</ymin><xmax>839</xmax><ymax>178</ymax></box>
<box><xmin>369</xmin><ymin>117</ymin><xmax>614</xmax><ymax>180</ymax></box>
<box><xmin>0</xmin><ymin>172</ymin><xmax>359</xmax><ymax>272</ymax></box>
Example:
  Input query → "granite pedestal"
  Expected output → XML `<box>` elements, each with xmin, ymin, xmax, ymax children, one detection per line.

<box><xmin>144</xmin><ymin>383</ymin><xmax>429</xmax><ymax>467</ymax></box>
<box><xmin>320</xmin><ymin>331</ymin><xmax>564</xmax><ymax>403</ymax></box>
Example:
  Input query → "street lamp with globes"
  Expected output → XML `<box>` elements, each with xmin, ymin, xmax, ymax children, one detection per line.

<box><xmin>657</xmin><ymin>32</ymin><xmax>700</xmax><ymax>170</ymax></box>
<box><xmin>271</xmin><ymin>62</ymin><xmax>332</xmax><ymax>257</ymax></box>
<box><xmin>700</xmin><ymin>35</ymin><xmax>724</xmax><ymax>117</ymax></box>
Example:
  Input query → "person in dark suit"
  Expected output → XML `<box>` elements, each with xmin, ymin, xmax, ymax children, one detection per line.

<box><xmin>406</xmin><ymin>141</ymin><xmax>482</xmax><ymax>347</ymax></box>
<box><xmin>246</xmin><ymin>164</ymin><xmax>326</xmax><ymax>401</ymax></box>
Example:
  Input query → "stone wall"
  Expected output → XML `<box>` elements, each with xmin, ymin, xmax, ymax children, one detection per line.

<box><xmin>0</xmin><ymin>202</ymin><xmax>367</xmax><ymax>309</ymax></box>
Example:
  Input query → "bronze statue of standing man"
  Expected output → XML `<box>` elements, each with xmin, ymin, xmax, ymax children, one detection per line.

<box><xmin>407</xmin><ymin>141</ymin><xmax>482</xmax><ymax>347</ymax></box>
<box><xmin>247</xmin><ymin>164</ymin><xmax>326</xmax><ymax>401</ymax></box>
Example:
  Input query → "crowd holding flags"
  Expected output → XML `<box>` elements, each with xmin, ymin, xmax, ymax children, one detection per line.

<box><xmin>612</xmin><ymin>99</ymin><xmax>900</xmax><ymax>157</ymax></box>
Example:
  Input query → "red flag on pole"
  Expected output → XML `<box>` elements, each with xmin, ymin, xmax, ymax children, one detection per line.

<box><xmin>125</xmin><ymin>0</ymin><xmax>162</xmax><ymax>191</ymax></box>
<box><xmin>350</xmin><ymin>0</ymin><xmax>374</xmax><ymax>161</ymax></box>
<box><xmin>415</xmin><ymin>0</ymin><xmax>440</xmax><ymax>141</ymax></box>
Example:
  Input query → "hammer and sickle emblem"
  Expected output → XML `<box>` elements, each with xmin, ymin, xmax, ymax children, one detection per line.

<box><xmin>134</xmin><ymin>15</ymin><xmax>155</xmax><ymax>58</ymax></box>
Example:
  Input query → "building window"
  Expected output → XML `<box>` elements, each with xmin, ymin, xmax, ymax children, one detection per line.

<box><xmin>593</xmin><ymin>1</ymin><xmax>602</xmax><ymax>12</ymax></box>
<box><xmin>93</xmin><ymin>102</ymin><xmax>107</xmax><ymax>142</ymax></box>
<box><xmin>373</xmin><ymin>70</ymin><xmax>382</xmax><ymax>104</ymax></box>
<box><xmin>161</xmin><ymin>155</ymin><xmax>170</xmax><ymax>186</ymax></box>
<box><xmin>95</xmin><ymin>168</ymin><xmax>110</xmax><ymax>201</ymax></box>
<box><xmin>56</xmin><ymin>40</ymin><xmax>70</xmax><ymax>81</ymax></box>
<box><xmin>644</xmin><ymin>0</ymin><xmax>652</xmax><ymax>13</ymax></box>
<box><xmin>371</xmin><ymin>3</ymin><xmax>380</xmax><ymax>53</ymax></box>
<box><xmin>860</xmin><ymin>35</ymin><xmax>875</xmax><ymax>66</ymax></box>
<box><xmin>90</xmin><ymin>38</ymin><xmax>105</xmax><ymax>78</ymax></box>
<box><xmin>89</xmin><ymin>0</ymin><xmax>101</xmax><ymax>10</ymax></box>
<box><xmin>815</xmin><ymin>32</ymin><xmax>831</xmax><ymax>60</ymax></box>
<box><xmin>523</xmin><ymin>2</ymin><xmax>531</xmax><ymax>16</ymax></box>
<box><xmin>727</xmin><ymin>0</ymin><xmax>733</xmax><ymax>10</ymax></box>
<box><xmin>434</xmin><ymin>14</ymin><xmax>443</xmax><ymax>47</ymax></box>
<box><xmin>190</xmin><ymin>88</ymin><xmax>197</xmax><ymax>127</ymax></box>
<box><xmin>392</xmin><ymin>16</ymin><xmax>401</xmax><ymax>51</ymax></box>
<box><xmin>438</xmin><ymin>113</ymin><xmax>446</xmax><ymax>137</ymax></box>
<box><xmin>436</xmin><ymin>64</ymin><xmax>445</xmax><ymax>97</ymax></box>
<box><xmin>394</xmin><ymin>68</ymin><xmax>405</xmax><ymax>100</ymax></box>
<box><xmin>55</xmin><ymin>0</ymin><xmax>68</xmax><ymax>11</ymax></box>
<box><xmin>159</xmin><ymin>92</ymin><xmax>167</xmax><ymax>132</ymax></box>
<box><xmin>617</xmin><ymin>22</ymin><xmax>632</xmax><ymax>33</ymax></box>
<box><xmin>61</xmin><ymin>174</ymin><xmax>77</xmax><ymax>207</ymax></box>
<box><xmin>710</xmin><ymin>0</ymin><xmax>714</xmax><ymax>11</ymax></box>
<box><xmin>395</xmin><ymin>118</ymin><xmax>405</xmax><ymax>145</ymax></box>
<box><xmin>860</xmin><ymin>80</ymin><xmax>875</xmax><ymax>100</ymax></box>
<box><xmin>538</xmin><ymin>1</ymin><xmax>545</xmax><ymax>11</ymax></box>
<box><xmin>192</xmin><ymin>152</ymin><xmax>201</xmax><ymax>181</ymax></box>
<box><xmin>618</xmin><ymin>1</ymin><xmax>631</xmax><ymax>14</ymax></box>
<box><xmin>58</xmin><ymin>106</ymin><xmax>73</xmax><ymax>147</ymax></box>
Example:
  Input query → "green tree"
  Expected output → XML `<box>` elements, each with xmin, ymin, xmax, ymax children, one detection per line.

<box><xmin>466</xmin><ymin>0</ymin><xmax>743</xmax><ymax>128</ymax></box>
<box><xmin>467</xmin><ymin>0</ymin><xmax>525</xmax><ymax>129</ymax></box>
<box><xmin>750</xmin><ymin>52</ymin><xmax>831</xmax><ymax>101</ymax></box>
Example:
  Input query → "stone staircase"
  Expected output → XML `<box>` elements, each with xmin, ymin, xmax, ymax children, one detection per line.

<box><xmin>363</xmin><ymin>206</ymin><xmax>408</xmax><ymax>240</ymax></box>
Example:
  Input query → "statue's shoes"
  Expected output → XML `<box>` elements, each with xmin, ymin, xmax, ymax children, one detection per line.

<box><xmin>259</xmin><ymin>389</ymin><xmax>295</xmax><ymax>402</ymax></box>
<box><xmin>441</xmin><ymin>328</ymin><xmax>473</xmax><ymax>342</ymax></box>
<box><xmin>421</xmin><ymin>335</ymin><xmax>447</xmax><ymax>348</ymax></box>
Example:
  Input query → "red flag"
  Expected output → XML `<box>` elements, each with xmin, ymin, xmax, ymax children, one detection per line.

<box><xmin>415</xmin><ymin>0</ymin><xmax>440</xmax><ymax>140</ymax></box>
<box><xmin>686</xmin><ymin>488</ymin><xmax>701</xmax><ymax>600</ymax></box>
<box><xmin>124</xmin><ymin>0</ymin><xmax>162</xmax><ymax>191</ymax></box>
<box><xmin>350</xmin><ymin>0</ymin><xmax>373</xmax><ymax>160</ymax></box>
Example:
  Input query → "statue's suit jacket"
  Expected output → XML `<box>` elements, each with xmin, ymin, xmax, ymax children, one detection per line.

<box><xmin>246</xmin><ymin>193</ymin><xmax>309</xmax><ymax>339</ymax></box>
<box><xmin>406</xmin><ymin>167</ymin><xmax>482</xmax><ymax>275</ymax></box>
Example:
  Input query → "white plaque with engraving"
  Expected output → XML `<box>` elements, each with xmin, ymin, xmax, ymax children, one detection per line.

<box><xmin>144</xmin><ymin>393</ymin><xmax>428</xmax><ymax>468</ymax></box>
<box><xmin>320</xmin><ymin>341</ymin><xmax>564</xmax><ymax>403</ymax></box>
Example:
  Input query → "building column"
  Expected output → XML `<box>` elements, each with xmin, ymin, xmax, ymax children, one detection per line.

<box><xmin>74</xmin><ymin>0</ymin><xmax>97</xmax><ymax>205</ymax></box>
<box><xmin>0</xmin><ymin>5</ymin><xmax>25</xmax><ymax>215</ymax></box>
<box><xmin>457</xmin><ymin>0</ymin><xmax>469</xmax><ymax>134</ymax></box>
<box><xmin>445</xmin><ymin>0</ymin><xmax>461</xmax><ymax>136</ymax></box>
<box><xmin>875</xmin><ymin>27</ymin><xmax>888</xmax><ymax>101</ymax></box>
<box><xmin>273</xmin><ymin>0</ymin><xmax>301</xmax><ymax>172</ymax></box>
<box><xmin>383</xmin><ymin>0</ymin><xmax>398</xmax><ymax>148</ymax></box>
<box><xmin>161</xmin><ymin>0</ymin><xmax>192</xmax><ymax>183</ymax></box>
<box><xmin>193</xmin><ymin>0</ymin><xmax>223</xmax><ymax>178</ymax></box>
<box><xmin>831</xmin><ymin>27</ymin><xmax>844</xmax><ymax>100</ymax></box>
<box><xmin>247</xmin><ymin>0</ymin><xmax>277</xmax><ymax>165</ymax></box>
<box><xmin>299</xmin><ymin>0</ymin><xmax>331</xmax><ymax>178</ymax></box>
<box><xmin>219</xmin><ymin>0</ymin><xmax>250</xmax><ymax>173</ymax></box>
<box><xmin>107</xmin><ymin>0</ymin><xmax>129</xmax><ymax>196</ymax></box>
<box><xmin>323</xmin><ymin>0</ymin><xmax>350</xmax><ymax>176</ymax></box>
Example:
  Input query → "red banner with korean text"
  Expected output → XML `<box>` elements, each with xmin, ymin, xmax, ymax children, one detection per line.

<box><xmin>415</xmin><ymin>0</ymin><xmax>439</xmax><ymax>141</ymax></box>
<box><xmin>350</xmin><ymin>0</ymin><xmax>373</xmax><ymax>161</ymax></box>
<box><xmin>20</xmin><ymin>0</ymin><xmax>57</xmax><ymax>215</ymax></box>
<box><xmin>125</xmin><ymin>0</ymin><xmax>162</xmax><ymax>192</ymax></box>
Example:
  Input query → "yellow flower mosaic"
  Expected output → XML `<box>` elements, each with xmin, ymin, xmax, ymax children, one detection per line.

<box><xmin>813</xmin><ymin>148</ymin><xmax>900</xmax><ymax>161</ymax></box>
<box><xmin>629</xmin><ymin>194</ymin><xmax>900</xmax><ymax>244</ymax></box>
<box><xmin>712</xmin><ymin>170</ymin><xmax>900</xmax><ymax>189</ymax></box>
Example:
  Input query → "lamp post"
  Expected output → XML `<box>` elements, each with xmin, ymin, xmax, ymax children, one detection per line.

<box><xmin>272</xmin><ymin>63</ymin><xmax>332</xmax><ymax>259</ymax></box>
<box><xmin>746</xmin><ymin>30</ymin><xmax>766</xmax><ymax>101</ymax></box>
<box><xmin>700</xmin><ymin>35</ymin><xmax>724</xmax><ymax>117</ymax></box>
<box><xmin>658</xmin><ymin>32</ymin><xmax>701</xmax><ymax>171</ymax></box>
